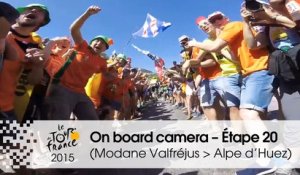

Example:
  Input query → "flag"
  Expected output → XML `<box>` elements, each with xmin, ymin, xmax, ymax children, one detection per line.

<box><xmin>131</xmin><ymin>44</ymin><xmax>165</xmax><ymax>80</ymax></box>
<box><xmin>154</xmin><ymin>58</ymin><xmax>165</xmax><ymax>80</ymax></box>
<box><xmin>132</xmin><ymin>13</ymin><xmax>172</xmax><ymax>38</ymax></box>
<box><xmin>132</xmin><ymin>44</ymin><xmax>150</xmax><ymax>55</ymax></box>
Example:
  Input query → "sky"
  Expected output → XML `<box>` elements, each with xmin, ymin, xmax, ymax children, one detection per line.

<box><xmin>5</xmin><ymin>0</ymin><xmax>245</xmax><ymax>72</ymax></box>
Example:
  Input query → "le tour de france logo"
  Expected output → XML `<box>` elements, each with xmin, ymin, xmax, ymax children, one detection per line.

<box><xmin>46</xmin><ymin>124</ymin><xmax>80</xmax><ymax>152</ymax></box>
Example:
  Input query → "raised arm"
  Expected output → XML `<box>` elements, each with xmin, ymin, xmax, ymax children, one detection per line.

<box><xmin>242</xmin><ymin>4</ymin><xmax>296</xmax><ymax>49</ymax></box>
<box><xmin>187</xmin><ymin>38</ymin><xmax>227</xmax><ymax>53</ymax></box>
<box><xmin>240</xmin><ymin>6</ymin><xmax>266</xmax><ymax>49</ymax></box>
<box><xmin>70</xmin><ymin>5</ymin><xmax>101</xmax><ymax>45</ymax></box>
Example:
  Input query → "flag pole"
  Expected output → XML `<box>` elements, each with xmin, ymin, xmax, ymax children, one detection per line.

<box><xmin>122</xmin><ymin>35</ymin><xmax>134</xmax><ymax>54</ymax></box>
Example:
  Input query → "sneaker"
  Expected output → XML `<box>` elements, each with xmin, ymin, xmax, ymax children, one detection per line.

<box><xmin>201</xmin><ymin>115</ymin><xmax>208</xmax><ymax>120</ymax></box>
<box><xmin>186</xmin><ymin>115</ymin><xmax>193</xmax><ymax>120</ymax></box>
<box><xmin>196</xmin><ymin>112</ymin><xmax>203</xmax><ymax>118</ymax></box>
<box><xmin>191</xmin><ymin>111</ymin><xmax>200</xmax><ymax>117</ymax></box>
<box><xmin>172</xmin><ymin>103</ymin><xmax>178</xmax><ymax>107</ymax></box>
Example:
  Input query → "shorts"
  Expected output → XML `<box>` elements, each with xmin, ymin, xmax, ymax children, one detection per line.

<box><xmin>219</xmin><ymin>74</ymin><xmax>241</xmax><ymax>107</ymax></box>
<box><xmin>199</xmin><ymin>77</ymin><xmax>223</xmax><ymax>107</ymax></box>
<box><xmin>42</xmin><ymin>84</ymin><xmax>98</xmax><ymax>120</ymax></box>
<box><xmin>240</xmin><ymin>70</ymin><xmax>274</xmax><ymax>112</ymax></box>
<box><xmin>102</xmin><ymin>97</ymin><xmax>122</xmax><ymax>111</ymax></box>
<box><xmin>186</xmin><ymin>81</ymin><xmax>195</xmax><ymax>96</ymax></box>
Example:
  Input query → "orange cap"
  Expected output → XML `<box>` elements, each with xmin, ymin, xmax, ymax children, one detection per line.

<box><xmin>195</xmin><ymin>16</ymin><xmax>206</xmax><ymax>25</ymax></box>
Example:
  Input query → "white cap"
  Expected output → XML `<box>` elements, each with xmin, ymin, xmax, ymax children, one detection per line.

<box><xmin>178</xmin><ymin>35</ymin><xmax>190</xmax><ymax>42</ymax></box>
<box><xmin>207</xmin><ymin>11</ymin><xmax>226</xmax><ymax>20</ymax></box>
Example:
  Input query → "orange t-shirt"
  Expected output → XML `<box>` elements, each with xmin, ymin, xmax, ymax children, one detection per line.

<box><xmin>0</xmin><ymin>32</ymin><xmax>39</xmax><ymax>111</ymax></box>
<box><xmin>218</xmin><ymin>21</ymin><xmax>269</xmax><ymax>75</ymax></box>
<box><xmin>120</xmin><ymin>78</ymin><xmax>131</xmax><ymax>107</ymax></box>
<box><xmin>44</xmin><ymin>54</ymin><xmax>66</xmax><ymax>78</ymax></box>
<box><xmin>193</xmin><ymin>47</ymin><xmax>222</xmax><ymax>80</ymax></box>
<box><xmin>102</xmin><ymin>76</ymin><xmax>123</xmax><ymax>102</ymax></box>
<box><xmin>60</xmin><ymin>41</ymin><xmax>107</xmax><ymax>93</ymax></box>
<box><xmin>127</xmin><ymin>79</ymin><xmax>135</xmax><ymax>93</ymax></box>
<box><xmin>121</xmin><ymin>78</ymin><xmax>132</xmax><ymax>94</ymax></box>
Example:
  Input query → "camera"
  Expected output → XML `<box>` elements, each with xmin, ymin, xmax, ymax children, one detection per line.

<box><xmin>245</xmin><ymin>0</ymin><xmax>263</xmax><ymax>12</ymax></box>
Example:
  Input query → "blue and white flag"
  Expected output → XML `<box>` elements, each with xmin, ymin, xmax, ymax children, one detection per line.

<box><xmin>132</xmin><ymin>13</ymin><xmax>172</xmax><ymax>38</ymax></box>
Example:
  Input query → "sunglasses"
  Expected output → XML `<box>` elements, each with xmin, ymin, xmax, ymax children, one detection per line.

<box><xmin>198</xmin><ymin>21</ymin><xmax>210</xmax><ymax>29</ymax></box>
<box><xmin>180</xmin><ymin>41</ymin><xmax>187</xmax><ymax>45</ymax></box>
<box><xmin>208</xmin><ymin>14</ymin><xmax>224</xmax><ymax>24</ymax></box>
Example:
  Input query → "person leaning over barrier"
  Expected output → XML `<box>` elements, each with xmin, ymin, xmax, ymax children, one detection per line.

<box><xmin>180</xmin><ymin>34</ymin><xmax>225</xmax><ymax>122</ymax></box>
<box><xmin>242</xmin><ymin>1</ymin><xmax>300</xmax><ymax>174</ymax></box>
<box><xmin>184</xmin><ymin>16</ymin><xmax>242</xmax><ymax>125</ymax></box>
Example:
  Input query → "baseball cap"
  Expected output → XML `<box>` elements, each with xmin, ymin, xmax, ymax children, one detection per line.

<box><xmin>90</xmin><ymin>35</ymin><xmax>113</xmax><ymax>49</ymax></box>
<box><xmin>116</xmin><ymin>53</ymin><xmax>127</xmax><ymax>60</ymax></box>
<box><xmin>195</xmin><ymin>16</ymin><xmax>207</xmax><ymax>25</ymax></box>
<box><xmin>178</xmin><ymin>35</ymin><xmax>190</xmax><ymax>43</ymax></box>
<box><xmin>17</xmin><ymin>3</ymin><xmax>50</xmax><ymax>26</ymax></box>
<box><xmin>207</xmin><ymin>11</ymin><xmax>226</xmax><ymax>23</ymax></box>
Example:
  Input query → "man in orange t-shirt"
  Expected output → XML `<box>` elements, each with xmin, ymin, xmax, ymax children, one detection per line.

<box><xmin>21</xmin><ymin>37</ymin><xmax>72</xmax><ymax>122</ymax></box>
<box><xmin>42</xmin><ymin>5</ymin><xmax>113</xmax><ymax>120</ymax></box>
<box><xmin>101</xmin><ymin>69</ymin><xmax>123</xmax><ymax>120</ymax></box>
<box><xmin>187</xmin><ymin>11</ymin><xmax>273</xmax><ymax>121</ymax></box>
<box><xmin>0</xmin><ymin>4</ymin><xmax>50</xmax><ymax>120</ymax></box>
<box><xmin>119</xmin><ymin>68</ymin><xmax>135</xmax><ymax>120</ymax></box>
<box><xmin>180</xmin><ymin>35</ymin><xmax>223</xmax><ymax>121</ymax></box>
<box><xmin>95</xmin><ymin>54</ymin><xmax>128</xmax><ymax>120</ymax></box>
